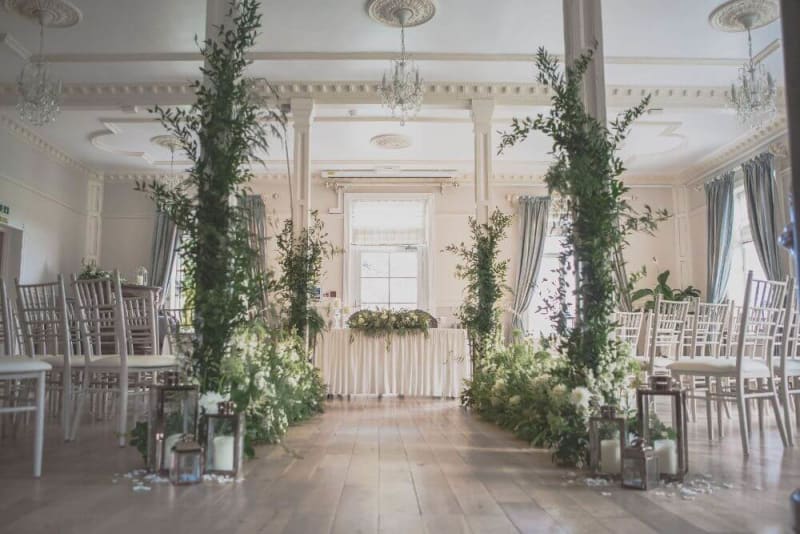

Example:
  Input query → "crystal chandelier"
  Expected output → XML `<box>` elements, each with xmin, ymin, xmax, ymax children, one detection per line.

<box><xmin>728</xmin><ymin>13</ymin><xmax>776</xmax><ymax>128</ymax></box>
<box><xmin>378</xmin><ymin>8</ymin><xmax>423</xmax><ymax>126</ymax></box>
<box><xmin>17</xmin><ymin>14</ymin><xmax>62</xmax><ymax>126</ymax></box>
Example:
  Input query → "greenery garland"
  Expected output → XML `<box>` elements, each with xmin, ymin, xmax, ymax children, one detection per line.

<box><xmin>347</xmin><ymin>309</ymin><xmax>431</xmax><ymax>338</ymax></box>
<box><xmin>445</xmin><ymin>209</ymin><xmax>512</xmax><ymax>366</ymax></box>
<box><xmin>498</xmin><ymin>48</ymin><xmax>668</xmax><ymax>402</ymax></box>
<box><xmin>136</xmin><ymin>0</ymin><xmax>284</xmax><ymax>392</ymax></box>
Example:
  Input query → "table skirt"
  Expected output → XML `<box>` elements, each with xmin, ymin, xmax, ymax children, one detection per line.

<box><xmin>314</xmin><ymin>328</ymin><xmax>470</xmax><ymax>397</ymax></box>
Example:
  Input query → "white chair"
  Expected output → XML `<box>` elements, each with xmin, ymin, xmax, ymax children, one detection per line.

<box><xmin>645</xmin><ymin>295</ymin><xmax>691</xmax><ymax>374</ymax></box>
<box><xmin>615</xmin><ymin>311</ymin><xmax>644</xmax><ymax>353</ymax></box>
<box><xmin>777</xmin><ymin>290</ymin><xmax>800</xmax><ymax>446</ymax></box>
<box><xmin>0</xmin><ymin>357</ymin><xmax>50</xmax><ymax>476</ymax></box>
<box><xmin>668</xmin><ymin>271</ymin><xmax>789</xmax><ymax>455</ymax></box>
<box><xmin>0</xmin><ymin>278</ymin><xmax>14</xmax><ymax>356</ymax></box>
<box><xmin>15</xmin><ymin>275</ymin><xmax>79</xmax><ymax>441</ymax></box>
<box><xmin>71</xmin><ymin>270</ymin><xmax>179</xmax><ymax>446</ymax></box>
<box><xmin>124</xmin><ymin>294</ymin><xmax>159</xmax><ymax>355</ymax></box>
<box><xmin>683</xmin><ymin>299</ymin><xmax>733</xmax><ymax>434</ymax></box>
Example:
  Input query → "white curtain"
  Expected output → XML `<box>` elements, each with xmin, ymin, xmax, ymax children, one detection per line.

<box><xmin>350</xmin><ymin>199</ymin><xmax>427</xmax><ymax>245</ymax></box>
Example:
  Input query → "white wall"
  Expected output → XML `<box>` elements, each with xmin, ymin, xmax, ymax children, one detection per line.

<box><xmin>0</xmin><ymin>119</ymin><xmax>89</xmax><ymax>283</ymax></box>
<box><xmin>99</xmin><ymin>181</ymin><xmax>157</xmax><ymax>282</ymax></box>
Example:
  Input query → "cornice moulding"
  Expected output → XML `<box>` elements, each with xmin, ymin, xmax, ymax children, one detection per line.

<box><xmin>0</xmin><ymin>114</ymin><xmax>95</xmax><ymax>177</ymax></box>
<box><xmin>681</xmin><ymin>116</ymin><xmax>788</xmax><ymax>186</ymax></box>
<box><xmin>0</xmin><ymin>81</ymin><xmax>749</xmax><ymax>109</ymax></box>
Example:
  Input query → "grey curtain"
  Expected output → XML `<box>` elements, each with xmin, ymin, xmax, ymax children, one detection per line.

<box><xmin>511</xmin><ymin>196</ymin><xmax>551</xmax><ymax>331</ymax></box>
<box><xmin>240</xmin><ymin>195</ymin><xmax>269</xmax><ymax>309</ymax></box>
<box><xmin>705</xmin><ymin>171</ymin><xmax>735</xmax><ymax>303</ymax></box>
<box><xmin>150</xmin><ymin>210</ymin><xmax>179</xmax><ymax>300</ymax></box>
<box><xmin>743</xmin><ymin>152</ymin><xmax>787</xmax><ymax>280</ymax></box>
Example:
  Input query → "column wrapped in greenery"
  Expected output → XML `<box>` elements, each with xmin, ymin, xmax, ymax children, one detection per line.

<box><xmin>499</xmin><ymin>48</ymin><xmax>667</xmax><ymax>401</ymax></box>
<box><xmin>446</xmin><ymin>209</ymin><xmax>512</xmax><ymax>365</ymax></box>
<box><xmin>272</xmin><ymin>211</ymin><xmax>338</xmax><ymax>347</ymax></box>
<box><xmin>136</xmin><ymin>0</ymin><xmax>284</xmax><ymax>392</ymax></box>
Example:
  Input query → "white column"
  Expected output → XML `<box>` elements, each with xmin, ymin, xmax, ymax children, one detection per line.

<box><xmin>85</xmin><ymin>177</ymin><xmax>103</xmax><ymax>265</ymax></box>
<box><xmin>562</xmin><ymin>0</ymin><xmax>607</xmax><ymax>124</ymax></box>
<box><xmin>672</xmin><ymin>185</ymin><xmax>692</xmax><ymax>288</ymax></box>
<box><xmin>471</xmin><ymin>98</ymin><xmax>495</xmax><ymax>224</ymax></box>
<box><xmin>291</xmin><ymin>97</ymin><xmax>314</xmax><ymax>233</ymax></box>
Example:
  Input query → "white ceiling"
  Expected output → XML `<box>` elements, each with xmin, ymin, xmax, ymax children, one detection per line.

<box><xmin>0</xmin><ymin>0</ymin><xmax>788</xmax><ymax>181</ymax></box>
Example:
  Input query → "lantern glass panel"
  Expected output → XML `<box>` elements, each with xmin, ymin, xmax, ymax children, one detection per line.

<box><xmin>635</xmin><ymin>386</ymin><xmax>689</xmax><ymax>481</ymax></box>
<box><xmin>148</xmin><ymin>384</ymin><xmax>199</xmax><ymax>473</ymax></box>
<box><xmin>589</xmin><ymin>415</ymin><xmax>626</xmax><ymax>478</ymax></box>
<box><xmin>205</xmin><ymin>412</ymin><xmax>245</xmax><ymax>477</ymax></box>
<box><xmin>622</xmin><ymin>446</ymin><xmax>659</xmax><ymax>490</ymax></box>
<box><xmin>170</xmin><ymin>440</ymin><xmax>203</xmax><ymax>485</ymax></box>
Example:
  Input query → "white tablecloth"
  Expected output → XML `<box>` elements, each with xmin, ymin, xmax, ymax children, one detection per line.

<box><xmin>314</xmin><ymin>328</ymin><xmax>471</xmax><ymax>397</ymax></box>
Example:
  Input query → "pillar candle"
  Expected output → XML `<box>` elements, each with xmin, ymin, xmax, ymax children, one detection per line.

<box><xmin>599</xmin><ymin>439</ymin><xmax>621</xmax><ymax>474</ymax></box>
<box><xmin>654</xmin><ymin>438</ymin><xmax>678</xmax><ymax>475</ymax></box>
<box><xmin>212</xmin><ymin>436</ymin><xmax>235</xmax><ymax>471</ymax></box>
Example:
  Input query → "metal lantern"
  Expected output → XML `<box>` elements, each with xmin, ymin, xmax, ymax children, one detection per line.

<box><xmin>588</xmin><ymin>405</ymin><xmax>627</xmax><ymax>478</ymax></box>
<box><xmin>169</xmin><ymin>436</ymin><xmax>203</xmax><ymax>485</ymax></box>
<box><xmin>203</xmin><ymin>401</ymin><xmax>245</xmax><ymax>478</ymax></box>
<box><xmin>636</xmin><ymin>379</ymin><xmax>689</xmax><ymax>481</ymax></box>
<box><xmin>621</xmin><ymin>439</ymin><xmax>660</xmax><ymax>490</ymax></box>
<box><xmin>147</xmin><ymin>374</ymin><xmax>199</xmax><ymax>474</ymax></box>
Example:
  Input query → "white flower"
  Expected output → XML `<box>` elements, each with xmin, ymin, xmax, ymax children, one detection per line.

<box><xmin>508</xmin><ymin>395</ymin><xmax>521</xmax><ymax>406</ymax></box>
<box><xmin>199</xmin><ymin>391</ymin><xmax>229</xmax><ymax>414</ymax></box>
<box><xmin>569</xmin><ymin>387</ymin><xmax>591</xmax><ymax>411</ymax></box>
<box><xmin>492</xmin><ymin>378</ymin><xmax>506</xmax><ymax>394</ymax></box>
<box><xmin>551</xmin><ymin>384</ymin><xmax>568</xmax><ymax>400</ymax></box>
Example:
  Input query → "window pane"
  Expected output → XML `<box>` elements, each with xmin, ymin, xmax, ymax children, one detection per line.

<box><xmin>361</xmin><ymin>278</ymin><xmax>389</xmax><ymax>304</ymax></box>
<box><xmin>390</xmin><ymin>278</ymin><xmax>417</xmax><ymax>307</ymax></box>
<box><xmin>390</xmin><ymin>251</ymin><xmax>417</xmax><ymax>277</ymax></box>
<box><xmin>361</xmin><ymin>252</ymin><xmax>389</xmax><ymax>277</ymax></box>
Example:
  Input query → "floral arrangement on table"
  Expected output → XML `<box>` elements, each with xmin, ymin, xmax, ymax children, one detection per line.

<box><xmin>347</xmin><ymin>309</ymin><xmax>431</xmax><ymax>340</ymax></box>
<box><xmin>77</xmin><ymin>259</ymin><xmax>115</xmax><ymax>280</ymax></box>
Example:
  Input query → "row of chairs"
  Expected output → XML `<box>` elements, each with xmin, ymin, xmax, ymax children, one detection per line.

<box><xmin>0</xmin><ymin>270</ymin><xmax>180</xmax><ymax>476</ymax></box>
<box><xmin>616</xmin><ymin>271</ymin><xmax>800</xmax><ymax>456</ymax></box>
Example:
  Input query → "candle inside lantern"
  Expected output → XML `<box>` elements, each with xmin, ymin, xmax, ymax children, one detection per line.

<box><xmin>599</xmin><ymin>439</ymin><xmax>621</xmax><ymax>474</ymax></box>
<box><xmin>654</xmin><ymin>438</ymin><xmax>678</xmax><ymax>475</ymax></box>
<box><xmin>212</xmin><ymin>435</ymin><xmax>235</xmax><ymax>472</ymax></box>
<box><xmin>164</xmin><ymin>433</ymin><xmax>183</xmax><ymax>469</ymax></box>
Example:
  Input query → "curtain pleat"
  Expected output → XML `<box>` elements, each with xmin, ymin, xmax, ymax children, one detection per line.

<box><xmin>705</xmin><ymin>171</ymin><xmax>735</xmax><ymax>303</ymax></box>
<box><xmin>511</xmin><ymin>196</ymin><xmax>551</xmax><ymax>331</ymax></box>
<box><xmin>743</xmin><ymin>152</ymin><xmax>787</xmax><ymax>280</ymax></box>
<box><xmin>149</xmin><ymin>210</ymin><xmax>179</xmax><ymax>305</ymax></box>
<box><xmin>240</xmin><ymin>195</ymin><xmax>269</xmax><ymax>310</ymax></box>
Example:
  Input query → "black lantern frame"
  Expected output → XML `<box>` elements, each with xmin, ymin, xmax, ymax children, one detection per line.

<box><xmin>588</xmin><ymin>406</ymin><xmax>627</xmax><ymax>479</ymax></box>
<box><xmin>147</xmin><ymin>381</ymin><xmax>199</xmax><ymax>474</ymax></box>
<box><xmin>203</xmin><ymin>402</ymin><xmax>245</xmax><ymax>478</ymax></box>
<box><xmin>621</xmin><ymin>440</ymin><xmax>660</xmax><ymax>490</ymax></box>
<box><xmin>635</xmin><ymin>384</ymin><xmax>689</xmax><ymax>481</ymax></box>
<box><xmin>170</xmin><ymin>437</ymin><xmax>203</xmax><ymax>485</ymax></box>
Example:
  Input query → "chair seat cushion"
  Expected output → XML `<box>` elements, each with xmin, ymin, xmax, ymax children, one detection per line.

<box><xmin>0</xmin><ymin>358</ymin><xmax>53</xmax><ymax>374</ymax></box>
<box><xmin>775</xmin><ymin>358</ymin><xmax>800</xmax><ymax>376</ymax></box>
<box><xmin>90</xmin><ymin>354</ymin><xmax>178</xmax><ymax>369</ymax></box>
<box><xmin>667</xmin><ymin>357</ymin><xmax>770</xmax><ymax>377</ymax></box>
<box><xmin>635</xmin><ymin>356</ymin><xmax>673</xmax><ymax>368</ymax></box>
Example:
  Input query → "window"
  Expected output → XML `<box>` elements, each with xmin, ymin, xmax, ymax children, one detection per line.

<box><xmin>164</xmin><ymin>237</ymin><xmax>186</xmax><ymax>310</ymax></box>
<box><xmin>728</xmin><ymin>183</ymin><xmax>766</xmax><ymax>302</ymax></box>
<box><xmin>346</xmin><ymin>196</ymin><xmax>431</xmax><ymax>311</ymax></box>
<box><xmin>527</xmin><ymin>234</ymin><xmax>575</xmax><ymax>337</ymax></box>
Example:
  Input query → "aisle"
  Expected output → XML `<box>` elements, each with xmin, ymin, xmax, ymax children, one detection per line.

<box><xmin>0</xmin><ymin>398</ymin><xmax>797</xmax><ymax>533</ymax></box>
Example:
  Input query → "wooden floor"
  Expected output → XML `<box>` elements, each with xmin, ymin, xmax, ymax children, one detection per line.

<box><xmin>1</xmin><ymin>398</ymin><xmax>798</xmax><ymax>533</ymax></box>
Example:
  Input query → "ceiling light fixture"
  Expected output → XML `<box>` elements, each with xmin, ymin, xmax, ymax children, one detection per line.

<box><xmin>6</xmin><ymin>0</ymin><xmax>82</xmax><ymax>126</ymax></box>
<box><xmin>709</xmin><ymin>0</ymin><xmax>780</xmax><ymax>128</ymax></box>
<box><xmin>369</xmin><ymin>0</ymin><xmax>436</xmax><ymax>126</ymax></box>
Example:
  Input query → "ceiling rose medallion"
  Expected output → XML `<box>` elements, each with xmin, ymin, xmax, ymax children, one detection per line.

<box><xmin>366</xmin><ymin>0</ymin><xmax>436</xmax><ymax>27</ymax></box>
<box><xmin>3</xmin><ymin>0</ymin><xmax>82</xmax><ymax>27</ymax></box>
<box><xmin>370</xmin><ymin>133</ymin><xmax>413</xmax><ymax>149</ymax></box>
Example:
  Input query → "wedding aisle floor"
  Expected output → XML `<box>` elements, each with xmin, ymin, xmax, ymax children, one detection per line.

<box><xmin>0</xmin><ymin>398</ymin><xmax>798</xmax><ymax>533</ymax></box>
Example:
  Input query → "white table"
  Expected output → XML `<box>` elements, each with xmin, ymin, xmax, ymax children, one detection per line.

<box><xmin>314</xmin><ymin>328</ymin><xmax>470</xmax><ymax>397</ymax></box>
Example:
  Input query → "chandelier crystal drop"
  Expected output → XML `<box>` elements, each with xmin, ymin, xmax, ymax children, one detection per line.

<box><xmin>17</xmin><ymin>17</ymin><xmax>62</xmax><ymax>126</ymax></box>
<box><xmin>378</xmin><ymin>8</ymin><xmax>424</xmax><ymax>126</ymax></box>
<box><xmin>729</xmin><ymin>17</ymin><xmax>776</xmax><ymax>128</ymax></box>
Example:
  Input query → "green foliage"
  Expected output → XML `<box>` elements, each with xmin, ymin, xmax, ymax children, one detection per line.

<box><xmin>77</xmin><ymin>259</ymin><xmax>114</xmax><ymax>280</ymax></box>
<box><xmin>129</xmin><ymin>421</ymin><xmax>149</xmax><ymax>466</ymax></box>
<box><xmin>135</xmin><ymin>0</ymin><xmax>284</xmax><ymax>392</ymax></box>
<box><xmin>272</xmin><ymin>212</ymin><xmax>339</xmax><ymax>347</ymax></box>
<box><xmin>465</xmin><ymin>337</ymin><xmax>640</xmax><ymax>465</ymax></box>
<box><xmin>498</xmin><ymin>48</ymin><xmax>668</xmax><ymax>403</ymax></box>
<box><xmin>347</xmin><ymin>309</ymin><xmax>432</xmax><ymax>348</ymax></box>
<box><xmin>445</xmin><ymin>208</ymin><xmax>512</xmax><ymax>364</ymax></box>
<box><xmin>631</xmin><ymin>269</ymin><xmax>701</xmax><ymax>311</ymax></box>
<box><xmin>220</xmin><ymin>320</ymin><xmax>326</xmax><ymax>457</ymax></box>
